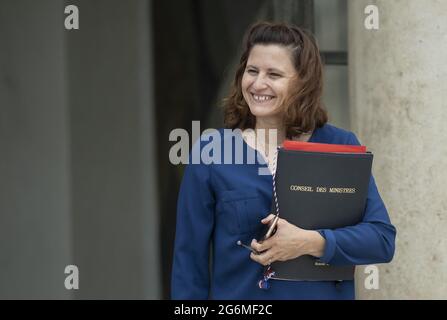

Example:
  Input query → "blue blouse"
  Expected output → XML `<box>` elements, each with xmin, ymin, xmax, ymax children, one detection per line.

<box><xmin>171</xmin><ymin>124</ymin><xmax>396</xmax><ymax>300</ymax></box>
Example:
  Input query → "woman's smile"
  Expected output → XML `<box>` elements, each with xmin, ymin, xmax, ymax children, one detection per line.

<box><xmin>251</xmin><ymin>93</ymin><xmax>276</xmax><ymax>104</ymax></box>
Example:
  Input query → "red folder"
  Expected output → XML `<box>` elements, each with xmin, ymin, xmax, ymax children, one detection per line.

<box><xmin>283</xmin><ymin>140</ymin><xmax>367</xmax><ymax>153</ymax></box>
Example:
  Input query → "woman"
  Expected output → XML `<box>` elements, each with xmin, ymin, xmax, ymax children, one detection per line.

<box><xmin>171</xmin><ymin>21</ymin><xmax>396</xmax><ymax>299</ymax></box>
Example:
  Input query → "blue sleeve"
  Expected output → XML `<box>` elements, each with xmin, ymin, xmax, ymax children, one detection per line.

<box><xmin>318</xmin><ymin>132</ymin><xmax>396</xmax><ymax>265</ymax></box>
<box><xmin>170</xmin><ymin>152</ymin><xmax>215</xmax><ymax>299</ymax></box>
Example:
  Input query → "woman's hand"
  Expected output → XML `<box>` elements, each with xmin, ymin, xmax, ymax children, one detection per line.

<box><xmin>249</xmin><ymin>214</ymin><xmax>326</xmax><ymax>266</ymax></box>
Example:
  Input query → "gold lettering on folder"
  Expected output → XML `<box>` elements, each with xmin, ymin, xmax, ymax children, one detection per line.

<box><xmin>329</xmin><ymin>187</ymin><xmax>356</xmax><ymax>194</ymax></box>
<box><xmin>289</xmin><ymin>186</ymin><xmax>356</xmax><ymax>194</ymax></box>
<box><xmin>289</xmin><ymin>185</ymin><xmax>314</xmax><ymax>192</ymax></box>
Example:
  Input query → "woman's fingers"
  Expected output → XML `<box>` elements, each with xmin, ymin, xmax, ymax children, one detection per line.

<box><xmin>261</xmin><ymin>213</ymin><xmax>276</xmax><ymax>224</ymax></box>
<box><xmin>250</xmin><ymin>238</ymin><xmax>273</xmax><ymax>252</ymax></box>
<box><xmin>250</xmin><ymin>251</ymin><xmax>275</xmax><ymax>266</ymax></box>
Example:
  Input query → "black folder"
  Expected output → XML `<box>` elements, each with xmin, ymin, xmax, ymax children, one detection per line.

<box><xmin>264</xmin><ymin>148</ymin><xmax>373</xmax><ymax>281</ymax></box>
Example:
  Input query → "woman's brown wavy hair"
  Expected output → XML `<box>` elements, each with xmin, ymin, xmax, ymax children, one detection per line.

<box><xmin>223</xmin><ymin>21</ymin><xmax>328</xmax><ymax>138</ymax></box>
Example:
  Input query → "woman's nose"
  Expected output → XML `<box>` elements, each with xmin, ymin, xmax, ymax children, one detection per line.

<box><xmin>252</xmin><ymin>75</ymin><xmax>268</xmax><ymax>91</ymax></box>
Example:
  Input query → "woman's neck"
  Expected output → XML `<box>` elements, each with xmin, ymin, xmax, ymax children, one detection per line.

<box><xmin>253</xmin><ymin>117</ymin><xmax>314</xmax><ymax>146</ymax></box>
<box><xmin>255</xmin><ymin>117</ymin><xmax>286</xmax><ymax>147</ymax></box>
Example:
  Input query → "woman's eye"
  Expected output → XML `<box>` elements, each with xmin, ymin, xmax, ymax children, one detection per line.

<box><xmin>247</xmin><ymin>69</ymin><xmax>258</xmax><ymax>75</ymax></box>
<box><xmin>269</xmin><ymin>73</ymin><xmax>281</xmax><ymax>78</ymax></box>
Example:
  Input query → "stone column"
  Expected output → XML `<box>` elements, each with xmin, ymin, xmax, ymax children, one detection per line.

<box><xmin>348</xmin><ymin>0</ymin><xmax>447</xmax><ymax>299</ymax></box>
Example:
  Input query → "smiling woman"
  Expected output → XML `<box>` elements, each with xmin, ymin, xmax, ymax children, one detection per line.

<box><xmin>171</xmin><ymin>21</ymin><xmax>396</xmax><ymax>300</ymax></box>
<box><xmin>242</xmin><ymin>44</ymin><xmax>295</xmax><ymax>118</ymax></box>
<box><xmin>224</xmin><ymin>21</ymin><xmax>327</xmax><ymax>141</ymax></box>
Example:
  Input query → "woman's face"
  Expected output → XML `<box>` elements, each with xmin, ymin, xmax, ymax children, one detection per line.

<box><xmin>241</xmin><ymin>44</ymin><xmax>298</xmax><ymax>122</ymax></box>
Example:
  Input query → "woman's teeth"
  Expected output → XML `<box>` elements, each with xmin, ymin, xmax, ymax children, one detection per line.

<box><xmin>252</xmin><ymin>94</ymin><xmax>274</xmax><ymax>102</ymax></box>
